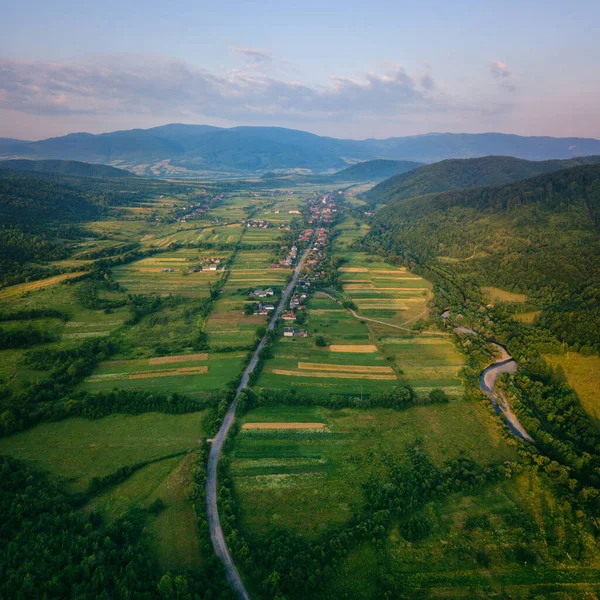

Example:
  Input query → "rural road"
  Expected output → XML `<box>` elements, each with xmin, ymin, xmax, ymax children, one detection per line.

<box><xmin>206</xmin><ymin>221</ymin><xmax>319</xmax><ymax>600</ymax></box>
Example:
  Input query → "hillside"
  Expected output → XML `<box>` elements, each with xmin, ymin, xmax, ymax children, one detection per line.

<box><xmin>366</xmin><ymin>164</ymin><xmax>600</xmax><ymax>352</ymax></box>
<box><xmin>327</xmin><ymin>159</ymin><xmax>422</xmax><ymax>182</ymax></box>
<box><xmin>2</xmin><ymin>125</ymin><xmax>600</xmax><ymax>176</ymax></box>
<box><xmin>0</xmin><ymin>159</ymin><xmax>134</xmax><ymax>178</ymax></box>
<box><xmin>366</xmin><ymin>155</ymin><xmax>600</xmax><ymax>203</ymax></box>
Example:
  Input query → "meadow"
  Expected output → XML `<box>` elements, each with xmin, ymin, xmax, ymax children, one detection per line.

<box><xmin>0</xmin><ymin>412</ymin><xmax>206</xmax><ymax>492</ymax></box>
<box><xmin>545</xmin><ymin>352</ymin><xmax>600</xmax><ymax>423</ymax></box>
<box><xmin>230</xmin><ymin>401</ymin><xmax>517</xmax><ymax>540</ymax></box>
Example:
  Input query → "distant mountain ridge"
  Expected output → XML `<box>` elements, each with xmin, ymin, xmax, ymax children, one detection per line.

<box><xmin>0</xmin><ymin>159</ymin><xmax>134</xmax><ymax>179</ymax></box>
<box><xmin>366</xmin><ymin>155</ymin><xmax>600</xmax><ymax>203</ymax></box>
<box><xmin>1</xmin><ymin>124</ymin><xmax>600</xmax><ymax>176</ymax></box>
<box><xmin>327</xmin><ymin>159</ymin><xmax>422</xmax><ymax>182</ymax></box>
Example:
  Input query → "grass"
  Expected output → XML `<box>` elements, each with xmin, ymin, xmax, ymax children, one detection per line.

<box><xmin>482</xmin><ymin>286</ymin><xmax>528</xmax><ymax>303</ymax></box>
<box><xmin>0</xmin><ymin>412</ymin><xmax>206</xmax><ymax>492</ymax></box>
<box><xmin>230</xmin><ymin>402</ymin><xmax>517</xmax><ymax>540</ymax></box>
<box><xmin>545</xmin><ymin>352</ymin><xmax>600</xmax><ymax>422</ymax></box>
<box><xmin>0</xmin><ymin>271</ymin><xmax>88</xmax><ymax>300</ymax></box>
<box><xmin>80</xmin><ymin>353</ymin><xmax>244</xmax><ymax>396</ymax></box>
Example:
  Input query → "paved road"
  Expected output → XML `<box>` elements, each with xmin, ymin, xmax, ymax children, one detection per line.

<box><xmin>206</xmin><ymin>230</ymin><xmax>318</xmax><ymax>600</ymax></box>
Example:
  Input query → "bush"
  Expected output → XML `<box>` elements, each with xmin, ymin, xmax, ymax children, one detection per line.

<box><xmin>429</xmin><ymin>388</ymin><xmax>450</xmax><ymax>403</ymax></box>
<box><xmin>315</xmin><ymin>335</ymin><xmax>327</xmax><ymax>347</ymax></box>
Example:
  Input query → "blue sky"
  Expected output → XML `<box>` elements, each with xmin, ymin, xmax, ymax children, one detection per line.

<box><xmin>1</xmin><ymin>0</ymin><xmax>599</xmax><ymax>139</ymax></box>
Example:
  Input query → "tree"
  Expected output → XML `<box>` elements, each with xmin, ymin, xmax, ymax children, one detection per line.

<box><xmin>315</xmin><ymin>335</ymin><xmax>327</xmax><ymax>347</ymax></box>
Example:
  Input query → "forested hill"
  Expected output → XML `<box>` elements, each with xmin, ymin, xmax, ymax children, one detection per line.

<box><xmin>365</xmin><ymin>155</ymin><xmax>600</xmax><ymax>204</ymax></box>
<box><xmin>328</xmin><ymin>159</ymin><xmax>422</xmax><ymax>182</ymax></box>
<box><xmin>0</xmin><ymin>159</ymin><xmax>134</xmax><ymax>178</ymax></box>
<box><xmin>366</xmin><ymin>163</ymin><xmax>600</xmax><ymax>352</ymax></box>
<box><xmin>0</xmin><ymin>168</ymin><xmax>100</xmax><ymax>224</ymax></box>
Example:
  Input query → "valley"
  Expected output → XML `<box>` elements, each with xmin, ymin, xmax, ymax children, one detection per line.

<box><xmin>1</xmin><ymin>156</ymin><xmax>600</xmax><ymax>600</ymax></box>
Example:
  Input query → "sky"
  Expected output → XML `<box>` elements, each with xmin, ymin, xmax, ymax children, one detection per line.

<box><xmin>1</xmin><ymin>0</ymin><xmax>599</xmax><ymax>140</ymax></box>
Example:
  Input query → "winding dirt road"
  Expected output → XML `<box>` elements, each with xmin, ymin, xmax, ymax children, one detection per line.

<box><xmin>205</xmin><ymin>227</ymin><xmax>318</xmax><ymax>600</ymax></box>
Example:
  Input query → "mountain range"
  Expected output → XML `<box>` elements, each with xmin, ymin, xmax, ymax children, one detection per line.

<box><xmin>2</xmin><ymin>124</ymin><xmax>600</xmax><ymax>177</ymax></box>
<box><xmin>365</xmin><ymin>155</ymin><xmax>600</xmax><ymax>204</ymax></box>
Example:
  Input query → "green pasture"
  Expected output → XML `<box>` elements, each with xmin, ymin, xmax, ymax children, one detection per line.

<box><xmin>0</xmin><ymin>412</ymin><xmax>206</xmax><ymax>492</ymax></box>
<box><xmin>230</xmin><ymin>402</ymin><xmax>517</xmax><ymax>540</ymax></box>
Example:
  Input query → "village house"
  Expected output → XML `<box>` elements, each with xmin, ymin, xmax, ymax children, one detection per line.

<box><xmin>283</xmin><ymin>327</ymin><xmax>295</xmax><ymax>337</ymax></box>
<box><xmin>281</xmin><ymin>311</ymin><xmax>296</xmax><ymax>321</ymax></box>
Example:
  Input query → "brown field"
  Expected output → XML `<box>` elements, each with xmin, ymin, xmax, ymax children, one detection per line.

<box><xmin>297</xmin><ymin>362</ymin><xmax>394</xmax><ymax>374</ymax></box>
<box><xmin>242</xmin><ymin>422</ymin><xmax>326</xmax><ymax>430</ymax></box>
<box><xmin>329</xmin><ymin>344</ymin><xmax>378</xmax><ymax>353</ymax></box>
<box><xmin>148</xmin><ymin>353</ymin><xmax>209</xmax><ymax>365</ymax></box>
<box><xmin>338</xmin><ymin>267</ymin><xmax>368</xmax><ymax>272</ymax></box>
<box><xmin>0</xmin><ymin>272</ymin><xmax>88</xmax><ymax>300</ymax></box>
<box><xmin>343</xmin><ymin>283</ymin><xmax>375</xmax><ymax>290</ymax></box>
<box><xmin>271</xmin><ymin>368</ymin><xmax>396</xmax><ymax>381</ymax></box>
<box><xmin>152</xmin><ymin>257</ymin><xmax>188</xmax><ymax>262</ymax></box>
<box><xmin>129</xmin><ymin>366</ymin><xmax>209</xmax><ymax>379</ymax></box>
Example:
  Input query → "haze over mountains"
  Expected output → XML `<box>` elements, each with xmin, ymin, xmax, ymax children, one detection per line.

<box><xmin>2</xmin><ymin>124</ymin><xmax>600</xmax><ymax>177</ymax></box>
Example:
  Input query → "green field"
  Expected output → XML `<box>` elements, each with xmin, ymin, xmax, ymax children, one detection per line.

<box><xmin>256</xmin><ymin>293</ymin><xmax>400</xmax><ymax>395</ymax></box>
<box><xmin>112</xmin><ymin>249</ymin><xmax>228</xmax><ymax>297</ymax></box>
<box><xmin>0</xmin><ymin>412</ymin><xmax>206</xmax><ymax>492</ymax></box>
<box><xmin>230</xmin><ymin>402</ymin><xmax>517</xmax><ymax>539</ymax></box>
<box><xmin>80</xmin><ymin>352</ymin><xmax>244</xmax><ymax>396</ymax></box>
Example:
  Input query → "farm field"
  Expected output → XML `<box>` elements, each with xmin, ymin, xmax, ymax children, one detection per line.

<box><xmin>222</xmin><ymin>249</ymin><xmax>290</xmax><ymax>292</ymax></box>
<box><xmin>545</xmin><ymin>352</ymin><xmax>600</xmax><ymax>422</ymax></box>
<box><xmin>380</xmin><ymin>336</ymin><xmax>465</xmax><ymax>398</ymax></box>
<box><xmin>230</xmin><ymin>402</ymin><xmax>517</xmax><ymax>540</ymax></box>
<box><xmin>112</xmin><ymin>248</ymin><xmax>229</xmax><ymax>297</ymax></box>
<box><xmin>80</xmin><ymin>352</ymin><xmax>244</xmax><ymax>396</ymax></box>
<box><xmin>0</xmin><ymin>271</ymin><xmax>88</xmax><ymax>300</ymax></box>
<box><xmin>0</xmin><ymin>412</ymin><xmax>206</xmax><ymax>492</ymax></box>
<box><xmin>337</xmin><ymin>251</ymin><xmax>431</xmax><ymax>325</ymax></box>
<box><xmin>256</xmin><ymin>294</ymin><xmax>399</xmax><ymax>396</ymax></box>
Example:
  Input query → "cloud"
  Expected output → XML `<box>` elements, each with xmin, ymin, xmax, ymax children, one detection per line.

<box><xmin>233</xmin><ymin>47</ymin><xmax>272</xmax><ymax>67</ymax></box>
<box><xmin>488</xmin><ymin>60</ymin><xmax>516</xmax><ymax>92</ymax></box>
<box><xmin>489</xmin><ymin>60</ymin><xmax>511</xmax><ymax>78</ymax></box>
<box><xmin>0</xmin><ymin>55</ymin><xmax>506</xmax><ymax>125</ymax></box>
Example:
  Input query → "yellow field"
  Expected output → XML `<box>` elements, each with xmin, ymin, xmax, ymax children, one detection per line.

<box><xmin>271</xmin><ymin>369</ymin><xmax>396</xmax><ymax>381</ymax></box>
<box><xmin>242</xmin><ymin>423</ymin><xmax>326</xmax><ymax>430</ymax></box>
<box><xmin>482</xmin><ymin>286</ymin><xmax>527</xmax><ymax>303</ymax></box>
<box><xmin>515</xmin><ymin>310</ymin><xmax>541</xmax><ymax>324</ymax></box>
<box><xmin>0</xmin><ymin>272</ymin><xmax>88</xmax><ymax>300</ymax></box>
<box><xmin>297</xmin><ymin>362</ymin><xmax>394</xmax><ymax>374</ymax></box>
<box><xmin>87</xmin><ymin>365</ymin><xmax>209</xmax><ymax>382</ymax></box>
<box><xmin>329</xmin><ymin>344</ymin><xmax>378</xmax><ymax>353</ymax></box>
<box><xmin>545</xmin><ymin>353</ymin><xmax>600</xmax><ymax>420</ymax></box>
<box><xmin>129</xmin><ymin>367</ymin><xmax>208</xmax><ymax>379</ymax></box>
<box><xmin>149</xmin><ymin>353</ymin><xmax>209</xmax><ymax>365</ymax></box>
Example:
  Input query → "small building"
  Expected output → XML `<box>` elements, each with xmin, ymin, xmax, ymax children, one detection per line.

<box><xmin>283</xmin><ymin>327</ymin><xmax>295</xmax><ymax>337</ymax></box>
<box><xmin>295</xmin><ymin>329</ymin><xmax>308</xmax><ymax>337</ymax></box>
<box><xmin>281</xmin><ymin>311</ymin><xmax>296</xmax><ymax>321</ymax></box>
<box><xmin>262</xmin><ymin>304</ymin><xmax>275</xmax><ymax>311</ymax></box>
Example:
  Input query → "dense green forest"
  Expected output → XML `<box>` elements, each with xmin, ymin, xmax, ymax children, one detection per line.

<box><xmin>0</xmin><ymin>159</ymin><xmax>134</xmax><ymax>178</ymax></box>
<box><xmin>365</xmin><ymin>154</ymin><xmax>600</xmax><ymax>204</ymax></box>
<box><xmin>366</xmin><ymin>164</ymin><xmax>600</xmax><ymax>352</ymax></box>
